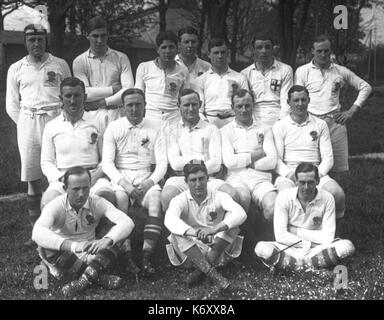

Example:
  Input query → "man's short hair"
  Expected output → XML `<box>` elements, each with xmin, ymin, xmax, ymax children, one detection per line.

<box><xmin>87</xmin><ymin>16</ymin><xmax>107</xmax><ymax>34</ymax></box>
<box><xmin>252</xmin><ymin>36</ymin><xmax>275</xmax><ymax>48</ymax></box>
<box><xmin>156</xmin><ymin>30</ymin><xmax>178</xmax><ymax>47</ymax></box>
<box><xmin>231</xmin><ymin>88</ymin><xmax>254</xmax><ymax>106</ymax></box>
<box><xmin>60</xmin><ymin>77</ymin><xmax>86</xmax><ymax>94</ymax></box>
<box><xmin>313</xmin><ymin>34</ymin><xmax>331</xmax><ymax>46</ymax></box>
<box><xmin>63</xmin><ymin>166</ymin><xmax>91</xmax><ymax>188</ymax></box>
<box><xmin>121</xmin><ymin>88</ymin><xmax>146</xmax><ymax>104</ymax></box>
<box><xmin>178</xmin><ymin>88</ymin><xmax>200</xmax><ymax>105</ymax></box>
<box><xmin>208</xmin><ymin>38</ymin><xmax>228</xmax><ymax>52</ymax></box>
<box><xmin>295</xmin><ymin>162</ymin><xmax>319</xmax><ymax>181</ymax></box>
<box><xmin>287</xmin><ymin>85</ymin><xmax>309</xmax><ymax>101</ymax></box>
<box><xmin>178</xmin><ymin>26</ymin><xmax>199</xmax><ymax>40</ymax></box>
<box><xmin>183</xmin><ymin>160</ymin><xmax>208</xmax><ymax>180</ymax></box>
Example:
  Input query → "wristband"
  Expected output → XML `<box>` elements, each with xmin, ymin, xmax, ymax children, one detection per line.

<box><xmin>70</xmin><ymin>242</ymin><xmax>79</xmax><ymax>254</ymax></box>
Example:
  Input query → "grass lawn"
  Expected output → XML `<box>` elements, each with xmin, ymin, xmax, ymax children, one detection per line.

<box><xmin>0</xmin><ymin>158</ymin><xmax>383</xmax><ymax>300</ymax></box>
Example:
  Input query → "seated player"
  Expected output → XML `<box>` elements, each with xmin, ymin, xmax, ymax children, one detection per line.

<box><xmin>135</xmin><ymin>30</ymin><xmax>189</xmax><ymax>132</ymax></box>
<box><xmin>273</xmin><ymin>85</ymin><xmax>345</xmax><ymax>219</ymax></box>
<box><xmin>161</xmin><ymin>88</ymin><xmax>239</xmax><ymax>212</ymax></box>
<box><xmin>195</xmin><ymin>38</ymin><xmax>248</xmax><ymax>128</ymax></box>
<box><xmin>102</xmin><ymin>88</ymin><xmax>167</xmax><ymax>275</ymax></box>
<box><xmin>41</xmin><ymin>77</ymin><xmax>115</xmax><ymax>208</ymax></box>
<box><xmin>221</xmin><ymin>89</ymin><xmax>277</xmax><ymax>222</ymax></box>
<box><xmin>164</xmin><ymin>161</ymin><xmax>246</xmax><ymax>290</ymax></box>
<box><xmin>255</xmin><ymin>162</ymin><xmax>355</xmax><ymax>271</ymax></box>
<box><xmin>32</xmin><ymin>166</ymin><xmax>134</xmax><ymax>298</ymax></box>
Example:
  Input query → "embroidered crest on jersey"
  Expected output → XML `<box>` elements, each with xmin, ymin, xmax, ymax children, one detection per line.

<box><xmin>141</xmin><ymin>137</ymin><xmax>150</xmax><ymax>147</ymax></box>
<box><xmin>90</xmin><ymin>132</ymin><xmax>98</xmax><ymax>144</ymax></box>
<box><xmin>44</xmin><ymin>70</ymin><xmax>59</xmax><ymax>87</ymax></box>
<box><xmin>310</xmin><ymin>131</ymin><xmax>318</xmax><ymax>141</ymax></box>
<box><xmin>208</xmin><ymin>211</ymin><xmax>218</xmax><ymax>222</ymax></box>
<box><xmin>257</xmin><ymin>133</ymin><xmax>264</xmax><ymax>145</ymax></box>
<box><xmin>270</xmin><ymin>79</ymin><xmax>282</xmax><ymax>91</ymax></box>
<box><xmin>227</xmin><ymin>80</ymin><xmax>239</xmax><ymax>97</ymax></box>
<box><xmin>85</xmin><ymin>214</ymin><xmax>95</xmax><ymax>225</ymax></box>
<box><xmin>312</xmin><ymin>216</ymin><xmax>322</xmax><ymax>228</ymax></box>
<box><xmin>165</xmin><ymin>76</ymin><xmax>181</xmax><ymax>97</ymax></box>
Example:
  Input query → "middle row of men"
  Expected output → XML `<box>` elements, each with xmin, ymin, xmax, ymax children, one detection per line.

<box><xmin>39</xmin><ymin>76</ymin><xmax>346</xmax><ymax>274</ymax></box>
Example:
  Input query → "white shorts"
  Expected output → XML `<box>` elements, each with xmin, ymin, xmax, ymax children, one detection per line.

<box><xmin>275</xmin><ymin>174</ymin><xmax>334</xmax><ymax>189</ymax></box>
<box><xmin>109</xmin><ymin>169</ymin><xmax>161</xmax><ymax>206</ymax></box>
<box><xmin>313</xmin><ymin>116</ymin><xmax>348</xmax><ymax>172</ymax></box>
<box><xmin>86</xmin><ymin>108</ymin><xmax>121</xmax><ymax>128</ymax></box>
<box><xmin>166</xmin><ymin>230</ymin><xmax>243</xmax><ymax>268</ymax></box>
<box><xmin>206</xmin><ymin>114</ymin><xmax>234</xmax><ymax>129</ymax></box>
<box><xmin>163</xmin><ymin>176</ymin><xmax>225</xmax><ymax>193</ymax></box>
<box><xmin>145</xmin><ymin>109</ymin><xmax>181</xmax><ymax>133</ymax></box>
<box><xmin>226</xmin><ymin>169</ymin><xmax>276</xmax><ymax>206</ymax></box>
<box><xmin>17</xmin><ymin>109</ymin><xmax>60</xmax><ymax>181</ymax></box>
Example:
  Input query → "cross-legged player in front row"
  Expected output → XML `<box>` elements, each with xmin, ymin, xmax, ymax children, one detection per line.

<box><xmin>255</xmin><ymin>163</ymin><xmax>355</xmax><ymax>272</ymax></box>
<box><xmin>32</xmin><ymin>166</ymin><xmax>134</xmax><ymax>298</ymax></box>
<box><xmin>164</xmin><ymin>161</ymin><xmax>246</xmax><ymax>291</ymax></box>
<box><xmin>102</xmin><ymin>88</ymin><xmax>167</xmax><ymax>276</ymax></box>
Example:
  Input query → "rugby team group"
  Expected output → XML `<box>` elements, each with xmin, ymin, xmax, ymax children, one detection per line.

<box><xmin>5</xmin><ymin>16</ymin><xmax>372</xmax><ymax>298</ymax></box>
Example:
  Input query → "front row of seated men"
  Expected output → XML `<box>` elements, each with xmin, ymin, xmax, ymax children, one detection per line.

<box><xmin>32</xmin><ymin>77</ymin><xmax>355</xmax><ymax>297</ymax></box>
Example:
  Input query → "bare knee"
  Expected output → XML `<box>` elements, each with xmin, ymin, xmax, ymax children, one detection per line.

<box><xmin>145</xmin><ymin>190</ymin><xmax>162</xmax><ymax>217</ymax></box>
<box><xmin>254</xmin><ymin>241</ymin><xmax>275</xmax><ymax>260</ymax></box>
<box><xmin>41</xmin><ymin>191</ymin><xmax>61</xmax><ymax>209</ymax></box>
<box><xmin>96</xmin><ymin>189</ymin><xmax>116</xmax><ymax>205</ymax></box>
<box><xmin>161</xmin><ymin>186</ymin><xmax>180</xmax><ymax>212</ymax></box>
<box><xmin>261</xmin><ymin>192</ymin><xmax>277</xmax><ymax>223</ymax></box>
<box><xmin>334</xmin><ymin>239</ymin><xmax>355</xmax><ymax>259</ymax></box>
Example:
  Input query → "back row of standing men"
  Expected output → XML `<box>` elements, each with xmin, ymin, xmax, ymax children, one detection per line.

<box><xmin>5</xmin><ymin>17</ymin><xmax>370</xmax><ymax>293</ymax></box>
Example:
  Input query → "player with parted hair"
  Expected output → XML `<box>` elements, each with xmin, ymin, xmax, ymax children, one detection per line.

<box><xmin>255</xmin><ymin>162</ymin><xmax>355</xmax><ymax>272</ymax></box>
<box><xmin>294</xmin><ymin>34</ymin><xmax>372</xmax><ymax>180</ymax></box>
<box><xmin>241</xmin><ymin>37</ymin><xmax>293</xmax><ymax>127</ymax></box>
<box><xmin>273</xmin><ymin>85</ymin><xmax>346</xmax><ymax>220</ymax></box>
<box><xmin>41</xmin><ymin>77</ymin><xmax>115</xmax><ymax>208</ymax></box>
<box><xmin>161</xmin><ymin>88</ymin><xmax>240</xmax><ymax>213</ymax></box>
<box><xmin>164</xmin><ymin>160</ymin><xmax>246</xmax><ymax>290</ymax></box>
<box><xmin>32</xmin><ymin>166</ymin><xmax>134</xmax><ymax>298</ymax></box>
<box><xmin>73</xmin><ymin>16</ymin><xmax>134</xmax><ymax>127</ymax></box>
<box><xmin>195</xmin><ymin>38</ymin><xmax>249</xmax><ymax>128</ymax></box>
<box><xmin>135</xmin><ymin>30</ymin><xmax>190</xmax><ymax>132</ymax></box>
<box><xmin>6</xmin><ymin>24</ymin><xmax>72</xmax><ymax>247</ymax></box>
<box><xmin>221</xmin><ymin>88</ymin><xmax>278</xmax><ymax>224</ymax></box>
<box><xmin>102</xmin><ymin>88</ymin><xmax>167</xmax><ymax>276</ymax></box>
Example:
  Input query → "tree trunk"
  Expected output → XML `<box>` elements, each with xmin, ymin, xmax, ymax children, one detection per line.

<box><xmin>204</xmin><ymin>0</ymin><xmax>232</xmax><ymax>39</ymax></box>
<box><xmin>159</xmin><ymin>0</ymin><xmax>167</xmax><ymax>32</ymax></box>
<box><xmin>230</xmin><ymin>0</ymin><xmax>239</xmax><ymax>68</ymax></box>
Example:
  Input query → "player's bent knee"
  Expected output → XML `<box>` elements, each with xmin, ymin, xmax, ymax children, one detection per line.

<box><xmin>254</xmin><ymin>241</ymin><xmax>274</xmax><ymax>259</ymax></box>
<box><xmin>161</xmin><ymin>187</ymin><xmax>180</xmax><ymax>211</ymax></box>
<box><xmin>41</xmin><ymin>191</ymin><xmax>61</xmax><ymax>209</ymax></box>
<box><xmin>261</xmin><ymin>193</ymin><xmax>276</xmax><ymax>222</ymax></box>
<box><xmin>96</xmin><ymin>189</ymin><xmax>116</xmax><ymax>205</ymax></box>
<box><xmin>334</xmin><ymin>239</ymin><xmax>355</xmax><ymax>259</ymax></box>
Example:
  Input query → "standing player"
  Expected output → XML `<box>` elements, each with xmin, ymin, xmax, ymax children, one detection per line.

<box><xmin>6</xmin><ymin>24</ymin><xmax>71</xmax><ymax>246</ymax></box>
<box><xmin>241</xmin><ymin>37</ymin><xmax>293</xmax><ymax>127</ymax></box>
<box><xmin>295</xmin><ymin>35</ymin><xmax>372</xmax><ymax>180</ymax></box>
<box><xmin>135</xmin><ymin>30</ymin><xmax>189</xmax><ymax>132</ymax></box>
<box><xmin>73</xmin><ymin>16</ymin><xmax>134</xmax><ymax>127</ymax></box>
<box><xmin>176</xmin><ymin>26</ymin><xmax>211</xmax><ymax>89</ymax></box>
<box><xmin>195</xmin><ymin>38</ymin><xmax>248</xmax><ymax>128</ymax></box>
